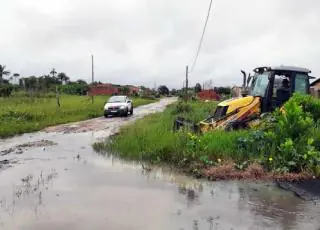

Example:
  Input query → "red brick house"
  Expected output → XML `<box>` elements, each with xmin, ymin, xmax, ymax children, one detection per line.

<box><xmin>127</xmin><ymin>85</ymin><xmax>140</xmax><ymax>95</ymax></box>
<box><xmin>89</xmin><ymin>84</ymin><xmax>142</xmax><ymax>96</ymax></box>
<box><xmin>88</xmin><ymin>84</ymin><xmax>120</xmax><ymax>96</ymax></box>
<box><xmin>197</xmin><ymin>89</ymin><xmax>220</xmax><ymax>101</ymax></box>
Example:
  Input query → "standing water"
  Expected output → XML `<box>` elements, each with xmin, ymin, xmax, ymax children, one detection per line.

<box><xmin>0</xmin><ymin>99</ymin><xmax>319</xmax><ymax>230</ymax></box>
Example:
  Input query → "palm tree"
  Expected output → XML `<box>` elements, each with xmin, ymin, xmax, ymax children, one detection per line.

<box><xmin>0</xmin><ymin>65</ymin><xmax>11</xmax><ymax>83</ymax></box>
<box><xmin>57</xmin><ymin>72</ymin><xmax>69</xmax><ymax>85</ymax></box>
<box><xmin>12</xmin><ymin>73</ymin><xmax>20</xmax><ymax>85</ymax></box>
<box><xmin>50</xmin><ymin>68</ymin><xmax>57</xmax><ymax>78</ymax></box>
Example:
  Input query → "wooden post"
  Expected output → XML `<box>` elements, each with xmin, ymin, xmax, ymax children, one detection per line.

<box><xmin>56</xmin><ymin>86</ymin><xmax>60</xmax><ymax>107</ymax></box>
<box><xmin>185</xmin><ymin>65</ymin><xmax>189</xmax><ymax>100</ymax></box>
<box><xmin>91</xmin><ymin>54</ymin><xmax>94</xmax><ymax>104</ymax></box>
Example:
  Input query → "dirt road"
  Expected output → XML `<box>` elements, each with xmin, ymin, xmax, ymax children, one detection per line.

<box><xmin>0</xmin><ymin>98</ymin><xmax>319</xmax><ymax>230</ymax></box>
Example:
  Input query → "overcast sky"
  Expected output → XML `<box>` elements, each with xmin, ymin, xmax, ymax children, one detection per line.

<box><xmin>1</xmin><ymin>0</ymin><xmax>320</xmax><ymax>88</ymax></box>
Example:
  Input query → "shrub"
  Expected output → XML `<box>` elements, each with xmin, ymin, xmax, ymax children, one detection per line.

<box><xmin>0</xmin><ymin>84</ymin><xmax>13</xmax><ymax>97</ymax></box>
<box><xmin>239</xmin><ymin>93</ymin><xmax>320</xmax><ymax>174</ymax></box>
<box><xmin>288</xmin><ymin>93</ymin><xmax>320</xmax><ymax>121</ymax></box>
<box><xmin>171</xmin><ymin>101</ymin><xmax>193</xmax><ymax>114</ymax></box>
<box><xmin>60</xmin><ymin>83</ymin><xmax>88</xmax><ymax>95</ymax></box>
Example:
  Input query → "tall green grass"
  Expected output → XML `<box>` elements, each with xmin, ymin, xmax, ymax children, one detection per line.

<box><xmin>200</xmin><ymin>130</ymin><xmax>249</xmax><ymax>159</ymax></box>
<box><xmin>99</xmin><ymin>101</ymin><xmax>249</xmax><ymax>165</ymax></box>
<box><xmin>0</xmin><ymin>95</ymin><xmax>156</xmax><ymax>138</ymax></box>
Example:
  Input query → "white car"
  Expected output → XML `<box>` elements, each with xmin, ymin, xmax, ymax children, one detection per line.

<box><xmin>104</xmin><ymin>96</ymin><xmax>133</xmax><ymax>117</ymax></box>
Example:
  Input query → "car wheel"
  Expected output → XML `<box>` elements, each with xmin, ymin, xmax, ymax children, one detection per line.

<box><xmin>130</xmin><ymin>107</ymin><xmax>133</xmax><ymax>115</ymax></box>
<box><xmin>123</xmin><ymin>109</ymin><xmax>128</xmax><ymax>117</ymax></box>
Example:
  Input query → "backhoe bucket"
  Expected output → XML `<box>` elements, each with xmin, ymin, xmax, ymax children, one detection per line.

<box><xmin>173</xmin><ymin>117</ymin><xmax>199</xmax><ymax>133</ymax></box>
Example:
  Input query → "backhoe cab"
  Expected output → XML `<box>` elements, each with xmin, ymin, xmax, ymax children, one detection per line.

<box><xmin>198</xmin><ymin>66</ymin><xmax>314</xmax><ymax>132</ymax></box>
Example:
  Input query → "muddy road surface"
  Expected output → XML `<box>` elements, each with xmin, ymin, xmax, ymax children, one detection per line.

<box><xmin>0</xmin><ymin>98</ymin><xmax>319</xmax><ymax>230</ymax></box>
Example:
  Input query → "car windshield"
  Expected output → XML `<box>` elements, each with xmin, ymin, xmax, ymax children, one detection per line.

<box><xmin>108</xmin><ymin>96</ymin><xmax>126</xmax><ymax>103</ymax></box>
<box><xmin>250</xmin><ymin>72</ymin><xmax>270</xmax><ymax>97</ymax></box>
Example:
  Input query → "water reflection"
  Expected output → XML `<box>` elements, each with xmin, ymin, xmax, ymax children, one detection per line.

<box><xmin>0</xmin><ymin>169</ymin><xmax>57</xmax><ymax>219</ymax></box>
<box><xmin>143</xmin><ymin>167</ymin><xmax>320</xmax><ymax>229</ymax></box>
<box><xmin>239</xmin><ymin>183</ymin><xmax>320</xmax><ymax>229</ymax></box>
<box><xmin>2</xmin><ymin>148</ymin><xmax>319</xmax><ymax>230</ymax></box>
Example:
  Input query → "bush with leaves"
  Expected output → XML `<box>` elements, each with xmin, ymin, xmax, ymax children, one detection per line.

<box><xmin>0</xmin><ymin>84</ymin><xmax>13</xmax><ymax>97</ymax></box>
<box><xmin>287</xmin><ymin>93</ymin><xmax>320</xmax><ymax>121</ymax></box>
<box><xmin>60</xmin><ymin>82</ymin><xmax>88</xmax><ymax>95</ymax></box>
<box><xmin>239</xmin><ymin>93</ymin><xmax>320</xmax><ymax>174</ymax></box>
<box><xmin>171</xmin><ymin>101</ymin><xmax>193</xmax><ymax>114</ymax></box>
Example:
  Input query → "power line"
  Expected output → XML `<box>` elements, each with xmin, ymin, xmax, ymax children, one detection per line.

<box><xmin>189</xmin><ymin>0</ymin><xmax>213</xmax><ymax>74</ymax></box>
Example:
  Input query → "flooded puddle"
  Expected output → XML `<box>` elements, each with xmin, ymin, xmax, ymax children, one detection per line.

<box><xmin>0</xmin><ymin>98</ymin><xmax>319</xmax><ymax>230</ymax></box>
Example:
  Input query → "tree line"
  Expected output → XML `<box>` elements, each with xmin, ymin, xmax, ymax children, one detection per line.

<box><xmin>1</xmin><ymin>64</ymin><xmax>232</xmax><ymax>98</ymax></box>
<box><xmin>158</xmin><ymin>83</ymin><xmax>231</xmax><ymax>96</ymax></box>
<box><xmin>0</xmin><ymin>64</ymin><xmax>89</xmax><ymax>97</ymax></box>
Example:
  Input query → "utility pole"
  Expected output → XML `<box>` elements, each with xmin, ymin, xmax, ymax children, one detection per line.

<box><xmin>185</xmin><ymin>65</ymin><xmax>189</xmax><ymax>100</ymax></box>
<box><xmin>91</xmin><ymin>54</ymin><xmax>94</xmax><ymax>104</ymax></box>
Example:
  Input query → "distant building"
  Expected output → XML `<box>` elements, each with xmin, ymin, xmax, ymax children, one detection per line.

<box><xmin>197</xmin><ymin>90</ymin><xmax>220</xmax><ymax>101</ymax></box>
<box><xmin>231</xmin><ymin>86</ymin><xmax>242</xmax><ymax>98</ymax></box>
<box><xmin>127</xmin><ymin>85</ymin><xmax>140</xmax><ymax>95</ymax></box>
<box><xmin>139</xmin><ymin>87</ymin><xmax>153</xmax><ymax>96</ymax></box>
<box><xmin>88</xmin><ymin>84</ymin><xmax>120</xmax><ymax>96</ymax></box>
<box><xmin>310</xmin><ymin>78</ymin><xmax>320</xmax><ymax>98</ymax></box>
<box><xmin>89</xmin><ymin>84</ymin><xmax>145</xmax><ymax>96</ymax></box>
<box><xmin>311</xmin><ymin>78</ymin><xmax>320</xmax><ymax>89</ymax></box>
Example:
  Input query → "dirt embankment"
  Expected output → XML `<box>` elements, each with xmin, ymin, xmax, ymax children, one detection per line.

<box><xmin>203</xmin><ymin>163</ymin><xmax>313</xmax><ymax>181</ymax></box>
<box><xmin>202</xmin><ymin>162</ymin><xmax>320</xmax><ymax>200</ymax></box>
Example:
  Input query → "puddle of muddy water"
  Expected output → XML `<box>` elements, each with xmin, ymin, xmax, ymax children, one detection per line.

<box><xmin>0</xmin><ymin>99</ymin><xmax>319</xmax><ymax>230</ymax></box>
<box><xmin>0</xmin><ymin>136</ymin><xmax>319</xmax><ymax>230</ymax></box>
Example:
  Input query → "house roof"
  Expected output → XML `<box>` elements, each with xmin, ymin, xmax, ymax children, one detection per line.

<box><xmin>311</xmin><ymin>78</ymin><xmax>320</xmax><ymax>87</ymax></box>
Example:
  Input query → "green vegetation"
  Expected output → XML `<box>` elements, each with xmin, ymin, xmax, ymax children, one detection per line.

<box><xmin>94</xmin><ymin>100</ymin><xmax>248</xmax><ymax>168</ymax></box>
<box><xmin>60</xmin><ymin>81</ymin><xmax>89</xmax><ymax>95</ymax></box>
<box><xmin>0</xmin><ymin>96</ymin><xmax>156</xmax><ymax>138</ymax></box>
<box><xmin>96</xmin><ymin>94</ymin><xmax>320</xmax><ymax>179</ymax></box>
<box><xmin>240</xmin><ymin>93</ymin><xmax>320</xmax><ymax>176</ymax></box>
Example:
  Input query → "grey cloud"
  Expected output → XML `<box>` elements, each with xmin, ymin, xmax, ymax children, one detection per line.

<box><xmin>1</xmin><ymin>0</ymin><xmax>320</xmax><ymax>88</ymax></box>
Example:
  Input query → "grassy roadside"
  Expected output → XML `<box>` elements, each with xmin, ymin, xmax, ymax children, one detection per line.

<box><xmin>0</xmin><ymin>95</ymin><xmax>156</xmax><ymax>138</ymax></box>
<box><xmin>94</xmin><ymin>95</ymin><xmax>320</xmax><ymax>181</ymax></box>
<box><xmin>94</xmin><ymin>101</ymin><xmax>251</xmax><ymax>174</ymax></box>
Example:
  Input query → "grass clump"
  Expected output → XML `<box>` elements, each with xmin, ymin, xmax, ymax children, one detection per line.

<box><xmin>0</xmin><ymin>95</ymin><xmax>156</xmax><ymax>138</ymax></box>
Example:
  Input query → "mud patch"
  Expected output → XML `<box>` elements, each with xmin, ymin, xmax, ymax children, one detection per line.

<box><xmin>0</xmin><ymin>159</ymin><xmax>19</xmax><ymax>171</ymax></box>
<box><xmin>0</xmin><ymin>148</ymin><xmax>14</xmax><ymax>156</ymax></box>
<box><xmin>17</xmin><ymin>139</ymin><xmax>57</xmax><ymax>148</ymax></box>
<box><xmin>0</xmin><ymin>140</ymin><xmax>57</xmax><ymax>157</ymax></box>
<box><xmin>44</xmin><ymin>118</ymin><xmax>110</xmax><ymax>133</ymax></box>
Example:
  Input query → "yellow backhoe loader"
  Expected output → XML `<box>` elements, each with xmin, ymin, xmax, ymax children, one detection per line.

<box><xmin>174</xmin><ymin>66</ymin><xmax>314</xmax><ymax>133</ymax></box>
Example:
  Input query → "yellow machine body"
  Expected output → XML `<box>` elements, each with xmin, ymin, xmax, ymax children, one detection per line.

<box><xmin>199</xmin><ymin>96</ymin><xmax>261</xmax><ymax>132</ymax></box>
